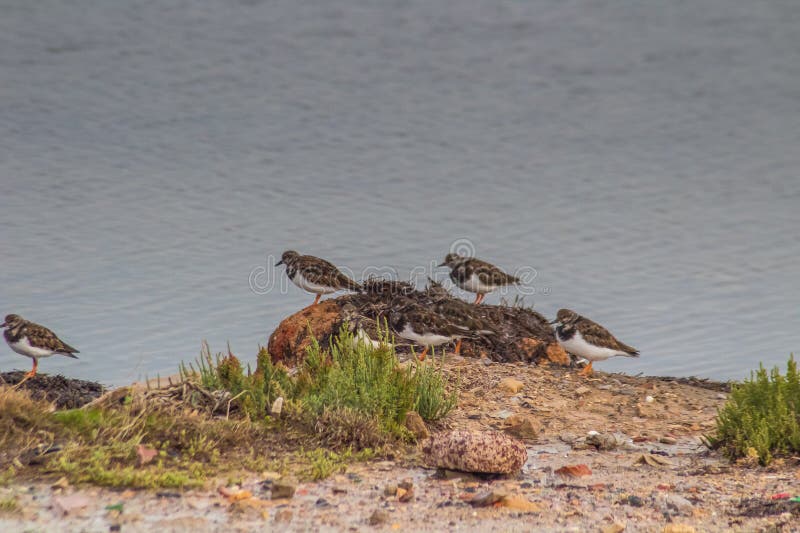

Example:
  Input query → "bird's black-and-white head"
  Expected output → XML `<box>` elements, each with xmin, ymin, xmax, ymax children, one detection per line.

<box><xmin>553</xmin><ymin>308</ymin><xmax>581</xmax><ymax>325</ymax></box>
<box><xmin>275</xmin><ymin>250</ymin><xmax>300</xmax><ymax>267</ymax></box>
<box><xmin>438</xmin><ymin>252</ymin><xmax>467</xmax><ymax>268</ymax></box>
<box><xmin>1</xmin><ymin>314</ymin><xmax>24</xmax><ymax>329</ymax></box>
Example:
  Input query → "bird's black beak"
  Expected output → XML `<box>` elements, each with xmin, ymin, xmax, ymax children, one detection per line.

<box><xmin>0</xmin><ymin>322</ymin><xmax>5</xmax><ymax>328</ymax></box>
<box><xmin>275</xmin><ymin>259</ymin><xmax>283</xmax><ymax>266</ymax></box>
<box><xmin>437</xmin><ymin>262</ymin><xmax>446</xmax><ymax>268</ymax></box>
<box><xmin>549</xmin><ymin>319</ymin><xmax>559</xmax><ymax>325</ymax></box>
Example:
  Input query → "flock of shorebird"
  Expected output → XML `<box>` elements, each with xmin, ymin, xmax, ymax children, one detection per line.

<box><xmin>274</xmin><ymin>250</ymin><xmax>639</xmax><ymax>373</ymax></box>
<box><xmin>2</xmin><ymin>249</ymin><xmax>638</xmax><ymax>380</ymax></box>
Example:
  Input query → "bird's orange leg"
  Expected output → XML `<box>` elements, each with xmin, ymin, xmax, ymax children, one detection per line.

<box><xmin>313</xmin><ymin>294</ymin><xmax>322</xmax><ymax>306</ymax></box>
<box><xmin>474</xmin><ymin>294</ymin><xmax>485</xmax><ymax>305</ymax></box>
<box><xmin>455</xmin><ymin>339</ymin><xmax>463</xmax><ymax>355</ymax></box>
<box><xmin>24</xmin><ymin>359</ymin><xmax>38</xmax><ymax>379</ymax></box>
<box><xmin>578</xmin><ymin>361</ymin><xmax>594</xmax><ymax>377</ymax></box>
<box><xmin>418</xmin><ymin>346</ymin><xmax>429</xmax><ymax>361</ymax></box>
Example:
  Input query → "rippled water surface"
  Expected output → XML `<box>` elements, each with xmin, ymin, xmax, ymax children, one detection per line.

<box><xmin>2</xmin><ymin>0</ymin><xmax>799</xmax><ymax>385</ymax></box>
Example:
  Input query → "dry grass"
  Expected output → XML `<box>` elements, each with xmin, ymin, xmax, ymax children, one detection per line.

<box><xmin>0</xmin><ymin>325</ymin><xmax>459</xmax><ymax>489</ymax></box>
<box><xmin>0</xmin><ymin>386</ymin><xmax>58</xmax><ymax>468</ymax></box>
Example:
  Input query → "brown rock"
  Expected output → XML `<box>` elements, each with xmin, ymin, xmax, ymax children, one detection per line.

<box><xmin>636</xmin><ymin>403</ymin><xmax>657</xmax><ymax>418</ymax></box>
<box><xmin>422</xmin><ymin>430</ymin><xmax>527</xmax><ymax>474</ymax></box>
<box><xmin>136</xmin><ymin>445</ymin><xmax>158</xmax><ymax>467</ymax></box>
<box><xmin>275</xmin><ymin>509</ymin><xmax>293</xmax><ymax>523</ymax></box>
<box><xmin>586</xmin><ymin>432</ymin><xmax>618</xmax><ymax>450</ymax></box>
<box><xmin>515</xmin><ymin>338</ymin><xmax>543</xmax><ymax>361</ymax></box>
<box><xmin>369</xmin><ymin>509</ymin><xmax>390</xmax><ymax>526</ymax></box>
<box><xmin>602</xmin><ymin>522</ymin><xmax>626</xmax><ymax>533</ymax></box>
<box><xmin>53</xmin><ymin>494</ymin><xmax>91</xmax><ymax>516</ymax></box>
<box><xmin>501</xmin><ymin>495</ymin><xmax>542</xmax><ymax>512</ymax></box>
<box><xmin>271</xmin><ymin>478</ymin><xmax>297</xmax><ymax>499</ymax></box>
<box><xmin>545</xmin><ymin>343</ymin><xmax>570</xmax><ymax>365</ymax></box>
<box><xmin>267</xmin><ymin>300</ymin><xmax>341</xmax><ymax>366</ymax></box>
<box><xmin>267</xmin><ymin>291</ymin><xmax>561</xmax><ymax>364</ymax></box>
<box><xmin>555</xmin><ymin>464</ymin><xmax>592</xmax><ymax>478</ymax></box>
<box><xmin>397</xmin><ymin>487</ymin><xmax>414</xmax><ymax>502</ymax></box>
<box><xmin>469</xmin><ymin>491</ymin><xmax>506</xmax><ymax>507</ymax></box>
<box><xmin>498</xmin><ymin>378</ymin><xmax>525</xmax><ymax>394</ymax></box>
<box><xmin>404</xmin><ymin>411</ymin><xmax>429</xmax><ymax>440</ymax></box>
<box><xmin>504</xmin><ymin>414</ymin><xmax>540</xmax><ymax>440</ymax></box>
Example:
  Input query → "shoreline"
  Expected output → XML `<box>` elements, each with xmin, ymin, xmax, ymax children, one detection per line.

<box><xmin>2</xmin><ymin>358</ymin><xmax>798</xmax><ymax>532</ymax></box>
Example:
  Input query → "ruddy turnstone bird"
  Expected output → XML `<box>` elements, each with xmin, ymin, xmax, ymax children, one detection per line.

<box><xmin>388</xmin><ymin>297</ymin><xmax>478</xmax><ymax>360</ymax></box>
<box><xmin>551</xmin><ymin>309</ymin><xmax>639</xmax><ymax>376</ymax></box>
<box><xmin>438</xmin><ymin>253</ymin><xmax>520</xmax><ymax>304</ymax></box>
<box><xmin>426</xmin><ymin>280</ymin><xmax>494</xmax><ymax>355</ymax></box>
<box><xmin>276</xmin><ymin>250</ymin><xmax>361</xmax><ymax>305</ymax></box>
<box><xmin>2</xmin><ymin>314</ymin><xmax>79</xmax><ymax>378</ymax></box>
<box><xmin>341</xmin><ymin>303</ymin><xmax>392</xmax><ymax>350</ymax></box>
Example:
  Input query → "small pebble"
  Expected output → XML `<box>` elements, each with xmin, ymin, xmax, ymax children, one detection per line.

<box><xmin>369</xmin><ymin>510</ymin><xmax>389</xmax><ymax>526</ymax></box>
<box><xmin>625</xmin><ymin>495</ymin><xmax>644</xmax><ymax>507</ymax></box>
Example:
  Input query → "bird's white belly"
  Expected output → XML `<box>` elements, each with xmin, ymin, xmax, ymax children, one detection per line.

<box><xmin>9</xmin><ymin>337</ymin><xmax>55</xmax><ymax>358</ymax></box>
<box><xmin>398</xmin><ymin>325</ymin><xmax>451</xmax><ymax>346</ymax></box>
<box><xmin>353</xmin><ymin>328</ymin><xmax>386</xmax><ymax>350</ymax></box>
<box><xmin>557</xmin><ymin>330</ymin><xmax>624</xmax><ymax>362</ymax></box>
<box><xmin>291</xmin><ymin>272</ymin><xmax>336</xmax><ymax>294</ymax></box>
<box><xmin>458</xmin><ymin>274</ymin><xmax>494</xmax><ymax>294</ymax></box>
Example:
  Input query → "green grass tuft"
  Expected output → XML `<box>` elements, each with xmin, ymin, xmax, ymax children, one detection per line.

<box><xmin>299</xmin><ymin>447</ymin><xmax>376</xmax><ymax>481</ymax></box>
<box><xmin>710</xmin><ymin>355</ymin><xmax>800</xmax><ymax>465</ymax></box>
<box><xmin>184</xmin><ymin>324</ymin><xmax>458</xmax><ymax>449</ymax></box>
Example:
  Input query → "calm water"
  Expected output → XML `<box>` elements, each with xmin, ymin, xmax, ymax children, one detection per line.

<box><xmin>2</xmin><ymin>0</ymin><xmax>799</xmax><ymax>386</ymax></box>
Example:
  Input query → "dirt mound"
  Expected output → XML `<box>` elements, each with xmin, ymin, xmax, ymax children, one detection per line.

<box><xmin>0</xmin><ymin>372</ymin><xmax>105</xmax><ymax>409</ymax></box>
<box><xmin>268</xmin><ymin>278</ymin><xmax>570</xmax><ymax>366</ymax></box>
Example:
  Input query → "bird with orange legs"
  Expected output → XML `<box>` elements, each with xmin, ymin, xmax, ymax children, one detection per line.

<box><xmin>276</xmin><ymin>250</ymin><xmax>361</xmax><ymax>306</ymax></box>
<box><xmin>438</xmin><ymin>253</ymin><xmax>520</xmax><ymax>304</ymax></box>
<box><xmin>2</xmin><ymin>314</ymin><xmax>79</xmax><ymax>380</ymax></box>
<box><xmin>551</xmin><ymin>308</ymin><xmax>639</xmax><ymax>376</ymax></box>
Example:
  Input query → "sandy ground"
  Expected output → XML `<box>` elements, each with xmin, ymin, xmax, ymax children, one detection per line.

<box><xmin>2</xmin><ymin>358</ymin><xmax>799</xmax><ymax>532</ymax></box>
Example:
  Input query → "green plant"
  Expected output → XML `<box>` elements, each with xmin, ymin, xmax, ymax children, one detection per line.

<box><xmin>414</xmin><ymin>351</ymin><xmax>459</xmax><ymax>420</ymax></box>
<box><xmin>181</xmin><ymin>325</ymin><xmax>458</xmax><ymax>449</ymax></box>
<box><xmin>180</xmin><ymin>343</ymin><xmax>292</xmax><ymax>420</ymax></box>
<box><xmin>710</xmin><ymin>355</ymin><xmax>800</xmax><ymax>465</ymax></box>
<box><xmin>299</xmin><ymin>447</ymin><xmax>376</xmax><ymax>481</ymax></box>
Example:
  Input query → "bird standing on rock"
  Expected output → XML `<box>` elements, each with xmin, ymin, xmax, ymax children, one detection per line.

<box><xmin>276</xmin><ymin>250</ymin><xmax>361</xmax><ymax>306</ymax></box>
<box><xmin>551</xmin><ymin>309</ymin><xmax>639</xmax><ymax>376</ymax></box>
<box><xmin>438</xmin><ymin>253</ymin><xmax>520</xmax><ymax>304</ymax></box>
<box><xmin>2</xmin><ymin>314</ymin><xmax>79</xmax><ymax>378</ymax></box>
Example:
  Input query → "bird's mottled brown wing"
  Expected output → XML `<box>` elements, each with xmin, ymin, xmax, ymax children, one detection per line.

<box><xmin>392</xmin><ymin>302</ymin><xmax>460</xmax><ymax>337</ymax></box>
<box><xmin>469</xmin><ymin>258</ymin><xmax>520</xmax><ymax>286</ymax></box>
<box><xmin>24</xmin><ymin>322</ymin><xmax>79</xmax><ymax>354</ymax></box>
<box><xmin>434</xmin><ymin>300</ymin><xmax>493</xmax><ymax>334</ymax></box>
<box><xmin>298</xmin><ymin>256</ymin><xmax>360</xmax><ymax>291</ymax></box>
<box><xmin>576</xmin><ymin>317</ymin><xmax>638</xmax><ymax>354</ymax></box>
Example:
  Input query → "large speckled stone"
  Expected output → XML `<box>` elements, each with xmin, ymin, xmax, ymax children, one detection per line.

<box><xmin>422</xmin><ymin>430</ymin><xmax>528</xmax><ymax>474</ymax></box>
